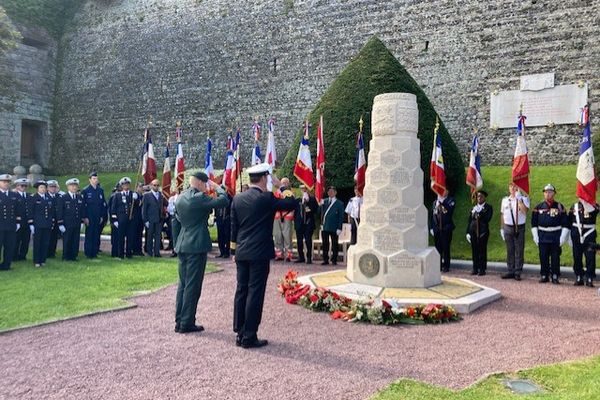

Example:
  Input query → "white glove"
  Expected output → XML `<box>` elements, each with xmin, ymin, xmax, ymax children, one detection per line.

<box><xmin>500</xmin><ymin>229</ymin><xmax>505</xmax><ymax>242</ymax></box>
<box><xmin>59</xmin><ymin>225</ymin><xmax>66</xmax><ymax>234</ymax></box>
<box><xmin>429</xmin><ymin>229</ymin><xmax>434</xmax><ymax>237</ymax></box>
<box><xmin>336</xmin><ymin>229</ymin><xmax>342</xmax><ymax>236</ymax></box>
<box><xmin>29</xmin><ymin>225</ymin><xmax>35</xmax><ymax>235</ymax></box>
<box><xmin>145</xmin><ymin>221</ymin><xmax>150</xmax><ymax>229</ymax></box>
<box><xmin>466</xmin><ymin>233</ymin><xmax>471</xmax><ymax>243</ymax></box>
<box><xmin>531</xmin><ymin>227</ymin><xmax>539</xmax><ymax>245</ymax></box>
<box><xmin>559</xmin><ymin>227</ymin><xmax>570</xmax><ymax>246</ymax></box>
<box><xmin>113</xmin><ymin>222</ymin><xmax>119</xmax><ymax>229</ymax></box>
<box><xmin>16</xmin><ymin>223</ymin><xmax>20</xmax><ymax>232</ymax></box>
<box><xmin>133</xmin><ymin>192</ymin><xmax>138</xmax><ymax>200</ymax></box>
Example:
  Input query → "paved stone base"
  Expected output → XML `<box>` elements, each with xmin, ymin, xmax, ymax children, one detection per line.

<box><xmin>297</xmin><ymin>270</ymin><xmax>501</xmax><ymax>314</ymax></box>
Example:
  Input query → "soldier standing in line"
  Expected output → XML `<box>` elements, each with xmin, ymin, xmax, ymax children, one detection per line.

<box><xmin>0</xmin><ymin>174</ymin><xmax>23</xmax><ymax>271</ymax></box>
<box><xmin>531</xmin><ymin>184</ymin><xmax>570</xmax><ymax>284</ymax></box>
<box><xmin>430</xmin><ymin>193</ymin><xmax>456</xmax><ymax>272</ymax></box>
<box><xmin>319</xmin><ymin>186</ymin><xmax>345</xmax><ymax>266</ymax></box>
<box><xmin>13</xmin><ymin>178</ymin><xmax>32</xmax><ymax>261</ymax></box>
<box><xmin>110</xmin><ymin>177</ymin><xmax>137</xmax><ymax>259</ymax></box>
<box><xmin>214</xmin><ymin>189</ymin><xmax>232</xmax><ymax>259</ymax></box>
<box><xmin>46</xmin><ymin>180</ymin><xmax>62</xmax><ymax>258</ymax></box>
<box><xmin>81</xmin><ymin>172</ymin><xmax>108</xmax><ymax>259</ymax></box>
<box><xmin>30</xmin><ymin>180</ymin><xmax>55</xmax><ymax>268</ymax></box>
<box><xmin>466</xmin><ymin>190</ymin><xmax>493</xmax><ymax>276</ymax></box>
<box><xmin>294</xmin><ymin>184</ymin><xmax>317</xmax><ymax>264</ymax></box>
<box><xmin>56</xmin><ymin>178</ymin><xmax>86</xmax><ymax>261</ymax></box>
<box><xmin>569</xmin><ymin>200</ymin><xmax>598</xmax><ymax>287</ymax></box>
<box><xmin>142</xmin><ymin>179</ymin><xmax>166</xmax><ymax>257</ymax></box>
<box><xmin>108</xmin><ymin>183</ymin><xmax>121</xmax><ymax>258</ymax></box>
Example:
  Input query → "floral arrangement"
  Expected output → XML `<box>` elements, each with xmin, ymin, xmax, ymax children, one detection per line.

<box><xmin>277</xmin><ymin>270</ymin><xmax>461</xmax><ymax>325</ymax></box>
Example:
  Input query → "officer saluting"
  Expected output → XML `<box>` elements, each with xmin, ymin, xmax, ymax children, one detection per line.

<box><xmin>230</xmin><ymin>163</ymin><xmax>296</xmax><ymax>348</ymax></box>
<box><xmin>57</xmin><ymin>178</ymin><xmax>86</xmax><ymax>261</ymax></box>
<box><xmin>0</xmin><ymin>174</ymin><xmax>23</xmax><ymax>271</ymax></box>
<box><xmin>569</xmin><ymin>200</ymin><xmax>599</xmax><ymax>287</ymax></box>
<box><xmin>466</xmin><ymin>190</ymin><xmax>493</xmax><ymax>276</ymax></box>
<box><xmin>30</xmin><ymin>180</ymin><xmax>55</xmax><ymax>268</ymax></box>
<box><xmin>531</xmin><ymin>184</ymin><xmax>569</xmax><ymax>284</ymax></box>
<box><xmin>81</xmin><ymin>172</ymin><xmax>108</xmax><ymax>259</ymax></box>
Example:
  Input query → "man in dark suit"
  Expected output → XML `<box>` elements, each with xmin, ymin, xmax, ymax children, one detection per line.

<box><xmin>430</xmin><ymin>194</ymin><xmax>456</xmax><ymax>272</ymax></box>
<box><xmin>13</xmin><ymin>178</ymin><xmax>32</xmax><ymax>261</ymax></box>
<box><xmin>0</xmin><ymin>174</ymin><xmax>23</xmax><ymax>271</ymax></box>
<box><xmin>142</xmin><ymin>179</ymin><xmax>166</xmax><ymax>257</ymax></box>
<box><xmin>108</xmin><ymin>183</ymin><xmax>121</xmax><ymax>258</ymax></box>
<box><xmin>230</xmin><ymin>163</ymin><xmax>296</xmax><ymax>349</ymax></box>
<box><xmin>294</xmin><ymin>184</ymin><xmax>318</xmax><ymax>264</ymax></box>
<box><xmin>214</xmin><ymin>190</ymin><xmax>232</xmax><ymax>258</ymax></box>
<box><xmin>56</xmin><ymin>178</ymin><xmax>86</xmax><ymax>261</ymax></box>
<box><xmin>319</xmin><ymin>186</ymin><xmax>345</xmax><ymax>265</ymax></box>
<box><xmin>172</xmin><ymin>172</ymin><xmax>229</xmax><ymax>334</ymax></box>
<box><xmin>30</xmin><ymin>180</ymin><xmax>55</xmax><ymax>268</ymax></box>
<box><xmin>466</xmin><ymin>190</ymin><xmax>493</xmax><ymax>275</ymax></box>
<box><xmin>46</xmin><ymin>180</ymin><xmax>62</xmax><ymax>258</ymax></box>
<box><xmin>81</xmin><ymin>172</ymin><xmax>108</xmax><ymax>259</ymax></box>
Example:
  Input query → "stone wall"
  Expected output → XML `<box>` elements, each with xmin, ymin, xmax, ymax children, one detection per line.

<box><xmin>5</xmin><ymin>0</ymin><xmax>600</xmax><ymax>174</ymax></box>
<box><xmin>0</xmin><ymin>21</ymin><xmax>56</xmax><ymax>173</ymax></box>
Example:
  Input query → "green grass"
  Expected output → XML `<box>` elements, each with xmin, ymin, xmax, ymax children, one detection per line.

<box><xmin>371</xmin><ymin>355</ymin><xmax>600</xmax><ymax>400</ymax></box>
<box><xmin>0</xmin><ymin>253</ymin><xmax>218</xmax><ymax>330</ymax></box>
<box><xmin>44</xmin><ymin>170</ymin><xmax>139</xmax><ymax>193</ymax></box>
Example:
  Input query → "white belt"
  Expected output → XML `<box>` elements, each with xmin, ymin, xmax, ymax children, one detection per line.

<box><xmin>572</xmin><ymin>223</ymin><xmax>596</xmax><ymax>229</ymax></box>
<box><xmin>538</xmin><ymin>226</ymin><xmax>561</xmax><ymax>232</ymax></box>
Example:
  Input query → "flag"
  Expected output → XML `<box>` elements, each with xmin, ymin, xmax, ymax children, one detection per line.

<box><xmin>576</xmin><ymin>104</ymin><xmax>597</xmax><ymax>210</ymax></box>
<box><xmin>251</xmin><ymin>142</ymin><xmax>262</xmax><ymax>165</ymax></box>
<box><xmin>512</xmin><ymin>110</ymin><xmax>530</xmax><ymax>195</ymax></box>
<box><xmin>430</xmin><ymin>118</ymin><xmax>447</xmax><ymax>197</ymax></box>
<box><xmin>141</xmin><ymin>128</ymin><xmax>157</xmax><ymax>184</ymax></box>
<box><xmin>466</xmin><ymin>135</ymin><xmax>483</xmax><ymax>195</ymax></box>
<box><xmin>293</xmin><ymin>121</ymin><xmax>315</xmax><ymax>189</ymax></box>
<box><xmin>354</xmin><ymin>118</ymin><xmax>366</xmax><ymax>195</ymax></box>
<box><xmin>204</xmin><ymin>137</ymin><xmax>215</xmax><ymax>181</ymax></box>
<box><xmin>252</xmin><ymin>120</ymin><xmax>261</xmax><ymax>141</ymax></box>
<box><xmin>315</xmin><ymin>115</ymin><xmax>326</xmax><ymax>203</ymax></box>
<box><xmin>266</xmin><ymin>118</ymin><xmax>277</xmax><ymax>166</ymax></box>
<box><xmin>161</xmin><ymin>138</ymin><xmax>171</xmax><ymax>199</ymax></box>
<box><xmin>230</xmin><ymin>129</ymin><xmax>242</xmax><ymax>194</ymax></box>
<box><xmin>223</xmin><ymin>134</ymin><xmax>235</xmax><ymax>192</ymax></box>
<box><xmin>174</xmin><ymin>124</ymin><xmax>185</xmax><ymax>193</ymax></box>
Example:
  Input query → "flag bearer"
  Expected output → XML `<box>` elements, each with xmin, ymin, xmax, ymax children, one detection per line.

<box><xmin>569</xmin><ymin>201</ymin><xmax>598</xmax><ymax>287</ymax></box>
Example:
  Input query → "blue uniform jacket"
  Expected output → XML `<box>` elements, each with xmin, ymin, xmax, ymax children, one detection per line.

<box><xmin>57</xmin><ymin>193</ymin><xmax>86</xmax><ymax>228</ymax></box>
<box><xmin>531</xmin><ymin>200</ymin><xmax>569</xmax><ymax>244</ymax></box>
<box><xmin>0</xmin><ymin>190</ymin><xmax>23</xmax><ymax>231</ymax></box>
<box><xmin>81</xmin><ymin>185</ymin><xmax>108</xmax><ymax>225</ymax></box>
<box><xmin>30</xmin><ymin>193</ymin><xmax>55</xmax><ymax>229</ymax></box>
<box><xmin>431</xmin><ymin>197</ymin><xmax>456</xmax><ymax>233</ymax></box>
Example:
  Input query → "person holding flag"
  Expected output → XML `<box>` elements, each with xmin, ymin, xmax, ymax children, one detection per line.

<box><xmin>347</xmin><ymin>117</ymin><xmax>366</xmax><ymax>245</ymax></box>
<box><xmin>466</xmin><ymin>134</ymin><xmax>483</xmax><ymax>197</ymax></box>
<box><xmin>162</xmin><ymin>139</ymin><xmax>174</xmax><ymax>252</ymax></box>
<box><xmin>429</xmin><ymin>118</ymin><xmax>455</xmax><ymax>273</ymax></box>
<box><xmin>142</xmin><ymin>128</ymin><xmax>157</xmax><ymax>184</ymax></box>
<box><xmin>265</xmin><ymin>117</ymin><xmax>277</xmax><ymax>191</ymax></box>
<box><xmin>174</xmin><ymin>122</ymin><xmax>185</xmax><ymax>194</ymax></box>
<box><xmin>569</xmin><ymin>104</ymin><xmax>598</xmax><ymax>287</ymax></box>
<box><xmin>223</xmin><ymin>134</ymin><xmax>235</xmax><ymax>194</ymax></box>
<box><xmin>315</xmin><ymin>115</ymin><xmax>326</xmax><ymax>204</ymax></box>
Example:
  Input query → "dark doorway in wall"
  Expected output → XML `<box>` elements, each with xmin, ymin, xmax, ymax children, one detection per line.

<box><xmin>21</xmin><ymin>119</ymin><xmax>47</xmax><ymax>167</ymax></box>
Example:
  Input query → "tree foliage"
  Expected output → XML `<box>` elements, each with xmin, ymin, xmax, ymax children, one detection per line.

<box><xmin>281</xmin><ymin>36</ymin><xmax>465</xmax><ymax>200</ymax></box>
<box><xmin>0</xmin><ymin>5</ymin><xmax>21</xmax><ymax>109</ymax></box>
<box><xmin>0</xmin><ymin>0</ymin><xmax>81</xmax><ymax>38</ymax></box>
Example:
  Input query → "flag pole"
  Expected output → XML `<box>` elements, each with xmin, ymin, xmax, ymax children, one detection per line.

<box><xmin>131</xmin><ymin>115</ymin><xmax>151</xmax><ymax>220</ymax></box>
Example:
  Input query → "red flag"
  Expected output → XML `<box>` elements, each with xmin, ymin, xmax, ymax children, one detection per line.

<box><xmin>429</xmin><ymin>118</ymin><xmax>447</xmax><ymax>197</ymax></box>
<box><xmin>293</xmin><ymin>121</ymin><xmax>314</xmax><ymax>189</ymax></box>
<box><xmin>161</xmin><ymin>139</ymin><xmax>171</xmax><ymax>199</ymax></box>
<box><xmin>174</xmin><ymin>124</ymin><xmax>185</xmax><ymax>193</ymax></box>
<box><xmin>223</xmin><ymin>135</ymin><xmax>235</xmax><ymax>193</ymax></box>
<box><xmin>230</xmin><ymin>129</ymin><xmax>241</xmax><ymax>195</ymax></box>
<box><xmin>315</xmin><ymin>115</ymin><xmax>326</xmax><ymax>203</ymax></box>
<box><xmin>142</xmin><ymin>128</ymin><xmax>157</xmax><ymax>184</ymax></box>
<box><xmin>354</xmin><ymin>117</ymin><xmax>366</xmax><ymax>195</ymax></box>
<box><xmin>512</xmin><ymin>110</ymin><xmax>529</xmax><ymax>195</ymax></box>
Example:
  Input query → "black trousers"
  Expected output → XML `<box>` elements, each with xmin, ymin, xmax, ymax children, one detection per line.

<box><xmin>47</xmin><ymin>225</ymin><xmax>59</xmax><ymax>258</ymax></box>
<box><xmin>216</xmin><ymin>218</ymin><xmax>231</xmax><ymax>257</ymax></box>
<box><xmin>321</xmin><ymin>231</ymin><xmax>339</xmax><ymax>263</ymax></box>
<box><xmin>116</xmin><ymin>219</ymin><xmax>135</xmax><ymax>258</ymax></box>
<box><xmin>470</xmin><ymin>233</ymin><xmax>488</xmax><ymax>272</ymax></box>
<box><xmin>350</xmin><ymin>218</ymin><xmax>359</xmax><ymax>245</ymax></box>
<box><xmin>175</xmin><ymin>252</ymin><xmax>208</xmax><ymax>329</ymax></box>
<box><xmin>434</xmin><ymin>230</ymin><xmax>453</xmax><ymax>271</ymax></box>
<box><xmin>572</xmin><ymin>231</ymin><xmax>596</xmax><ymax>279</ymax></box>
<box><xmin>62</xmin><ymin>226</ymin><xmax>80</xmax><ymax>261</ymax></box>
<box><xmin>33</xmin><ymin>227</ymin><xmax>51</xmax><ymax>264</ymax></box>
<box><xmin>233</xmin><ymin>259</ymin><xmax>270</xmax><ymax>341</ymax></box>
<box><xmin>132</xmin><ymin>218</ymin><xmax>144</xmax><ymax>255</ymax></box>
<box><xmin>0</xmin><ymin>229</ymin><xmax>16</xmax><ymax>270</ymax></box>
<box><xmin>110</xmin><ymin>224</ymin><xmax>118</xmax><ymax>257</ymax></box>
<box><xmin>146</xmin><ymin>221</ymin><xmax>162</xmax><ymax>256</ymax></box>
<box><xmin>84</xmin><ymin>221</ymin><xmax>102</xmax><ymax>258</ymax></box>
<box><xmin>14</xmin><ymin>224</ymin><xmax>30</xmax><ymax>261</ymax></box>
<box><xmin>539</xmin><ymin>242</ymin><xmax>561</xmax><ymax>277</ymax></box>
<box><xmin>295</xmin><ymin>227</ymin><xmax>314</xmax><ymax>261</ymax></box>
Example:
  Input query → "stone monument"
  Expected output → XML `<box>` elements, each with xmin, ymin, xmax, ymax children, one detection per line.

<box><xmin>347</xmin><ymin>93</ymin><xmax>441</xmax><ymax>288</ymax></box>
<box><xmin>28</xmin><ymin>164</ymin><xmax>44</xmax><ymax>184</ymax></box>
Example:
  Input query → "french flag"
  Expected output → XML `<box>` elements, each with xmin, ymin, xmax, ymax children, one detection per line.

<box><xmin>293</xmin><ymin>121</ymin><xmax>315</xmax><ymax>189</ymax></box>
<box><xmin>576</xmin><ymin>104</ymin><xmax>597</xmax><ymax>210</ymax></box>
<box><xmin>354</xmin><ymin>130</ymin><xmax>366</xmax><ymax>195</ymax></box>
<box><xmin>252</xmin><ymin>142</ymin><xmax>262</xmax><ymax>165</ymax></box>
<box><xmin>429</xmin><ymin>119</ymin><xmax>447</xmax><ymax>197</ymax></box>
<box><xmin>204</xmin><ymin>137</ymin><xmax>215</xmax><ymax>181</ymax></box>
<box><xmin>466</xmin><ymin>135</ymin><xmax>483</xmax><ymax>194</ymax></box>
<box><xmin>161</xmin><ymin>140</ymin><xmax>171</xmax><ymax>199</ymax></box>
<box><xmin>174</xmin><ymin>125</ymin><xmax>185</xmax><ymax>193</ymax></box>
<box><xmin>142</xmin><ymin>128</ymin><xmax>157</xmax><ymax>185</ymax></box>
<box><xmin>223</xmin><ymin>135</ymin><xmax>235</xmax><ymax>192</ymax></box>
<box><xmin>511</xmin><ymin>111</ymin><xmax>529</xmax><ymax>195</ymax></box>
<box><xmin>315</xmin><ymin>116</ymin><xmax>326</xmax><ymax>203</ymax></box>
<box><xmin>266</xmin><ymin>118</ymin><xmax>277</xmax><ymax>167</ymax></box>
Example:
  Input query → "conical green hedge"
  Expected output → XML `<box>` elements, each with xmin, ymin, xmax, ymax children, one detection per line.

<box><xmin>281</xmin><ymin>36</ymin><xmax>465</xmax><ymax>200</ymax></box>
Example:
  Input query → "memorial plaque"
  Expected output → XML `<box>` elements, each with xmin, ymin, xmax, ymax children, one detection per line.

<box><xmin>368</xmin><ymin>168</ymin><xmax>389</xmax><ymax>186</ymax></box>
<box><xmin>520</xmin><ymin>73</ymin><xmax>554</xmax><ymax>91</ymax></box>
<box><xmin>389</xmin><ymin>207</ymin><xmax>415</xmax><ymax>225</ymax></box>
<box><xmin>389</xmin><ymin>168</ymin><xmax>411</xmax><ymax>186</ymax></box>
<box><xmin>381</xmin><ymin>150</ymin><xmax>401</xmax><ymax>166</ymax></box>
<box><xmin>359</xmin><ymin>253</ymin><xmax>380</xmax><ymax>278</ymax></box>
<box><xmin>364</xmin><ymin>206</ymin><xmax>388</xmax><ymax>225</ymax></box>
<box><xmin>389</xmin><ymin>253</ymin><xmax>420</xmax><ymax>270</ymax></box>
<box><xmin>376</xmin><ymin>189</ymin><xmax>399</xmax><ymax>205</ymax></box>
<box><xmin>373</xmin><ymin>228</ymin><xmax>402</xmax><ymax>252</ymax></box>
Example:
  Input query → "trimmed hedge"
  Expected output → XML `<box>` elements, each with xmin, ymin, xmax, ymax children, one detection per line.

<box><xmin>281</xmin><ymin>36</ymin><xmax>465</xmax><ymax>201</ymax></box>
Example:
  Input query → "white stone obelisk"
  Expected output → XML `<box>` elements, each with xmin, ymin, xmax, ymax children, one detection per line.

<box><xmin>347</xmin><ymin>93</ymin><xmax>441</xmax><ymax>288</ymax></box>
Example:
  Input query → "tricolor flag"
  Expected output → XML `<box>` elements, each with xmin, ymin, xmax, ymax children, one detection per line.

<box><xmin>293</xmin><ymin>121</ymin><xmax>315</xmax><ymax>189</ymax></box>
<box><xmin>174</xmin><ymin>124</ymin><xmax>185</xmax><ymax>193</ymax></box>
<box><xmin>511</xmin><ymin>110</ymin><xmax>530</xmax><ymax>195</ymax></box>
<box><xmin>252</xmin><ymin>120</ymin><xmax>261</xmax><ymax>141</ymax></box>
<box><xmin>576</xmin><ymin>104</ymin><xmax>597</xmax><ymax>211</ymax></box>
<box><xmin>251</xmin><ymin>142</ymin><xmax>262</xmax><ymax>165</ymax></box>
<box><xmin>354</xmin><ymin>118</ymin><xmax>366</xmax><ymax>196</ymax></box>
<box><xmin>266</xmin><ymin>118</ymin><xmax>277</xmax><ymax>166</ymax></box>
<box><xmin>161</xmin><ymin>138</ymin><xmax>171</xmax><ymax>199</ymax></box>
<box><xmin>230</xmin><ymin>129</ymin><xmax>242</xmax><ymax>193</ymax></box>
<box><xmin>223</xmin><ymin>135</ymin><xmax>235</xmax><ymax>193</ymax></box>
<box><xmin>429</xmin><ymin>118</ymin><xmax>447</xmax><ymax>197</ymax></box>
<box><xmin>204</xmin><ymin>137</ymin><xmax>215</xmax><ymax>181</ymax></box>
<box><xmin>315</xmin><ymin>115</ymin><xmax>326</xmax><ymax>203</ymax></box>
<box><xmin>466</xmin><ymin>135</ymin><xmax>483</xmax><ymax>195</ymax></box>
<box><xmin>142</xmin><ymin>128</ymin><xmax>157</xmax><ymax>184</ymax></box>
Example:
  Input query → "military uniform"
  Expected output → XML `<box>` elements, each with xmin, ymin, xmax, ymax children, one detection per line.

<box><xmin>215</xmin><ymin>193</ymin><xmax>232</xmax><ymax>258</ymax></box>
<box><xmin>108</xmin><ymin>187</ymin><xmax>120</xmax><ymax>257</ymax></box>
<box><xmin>319</xmin><ymin>192</ymin><xmax>345</xmax><ymax>265</ymax></box>
<box><xmin>46</xmin><ymin>181</ymin><xmax>61</xmax><ymax>258</ymax></box>
<box><xmin>13</xmin><ymin>179</ymin><xmax>32</xmax><ymax>261</ymax></box>
<box><xmin>57</xmin><ymin>180</ymin><xmax>86</xmax><ymax>261</ymax></box>
<box><xmin>466</xmin><ymin>197</ymin><xmax>493</xmax><ymax>275</ymax></box>
<box><xmin>173</xmin><ymin>172</ymin><xmax>229</xmax><ymax>333</ymax></box>
<box><xmin>110</xmin><ymin>178</ymin><xmax>138</xmax><ymax>259</ymax></box>
<box><xmin>131</xmin><ymin>187</ymin><xmax>144</xmax><ymax>256</ymax></box>
<box><xmin>81</xmin><ymin>174</ymin><xmax>108</xmax><ymax>258</ymax></box>
<box><xmin>531</xmin><ymin>185</ymin><xmax>569</xmax><ymax>283</ymax></box>
<box><xmin>0</xmin><ymin>174</ymin><xmax>23</xmax><ymax>271</ymax></box>
<box><xmin>294</xmin><ymin>192</ymin><xmax>318</xmax><ymax>263</ymax></box>
<box><xmin>569</xmin><ymin>201</ymin><xmax>598</xmax><ymax>287</ymax></box>
<box><xmin>231</xmin><ymin>163</ymin><xmax>297</xmax><ymax>348</ymax></box>
<box><xmin>30</xmin><ymin>181</ymin><xmax>55</xmax><ymax>266</ymax></box>
<box><xmin>431</xmin><ymin>196</ymin><xmax>456</xmax><ymax>272</ymax></box>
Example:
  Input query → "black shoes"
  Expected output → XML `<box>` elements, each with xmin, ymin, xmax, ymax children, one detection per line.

<box><xmin>551</xmin><ymin>274</ymin><xmax>560</xmax><ymax>284</ymax></box>
<box><xmin>306</xmin><ymin>260</ymin><xmax>312</xmax><ymax>264</ymax></box>
<box><xmin>177</xmin><ymin>325</ymin><xmax>205</xmax><ymax>334</ymax></box>
<box><xmin>321</xmin><ymin>261</ymin><xmax>329</xmax><ymax>266</ymax></box>
<box><xmin>294</xmin><ymin>259</ymin><xmax>305</xmax><ymax>264</ymax></box>
<box><xmin>514</xmin><ymin>274</ymin><xmax>521</xmax><ymax>281</ymax></box>
<box><xmin>235</xmin><ymin>335</ymin><xmax>242</xmax><ymax>347</ymax></box>
<box><xmin>586</xmin><ymin>278</ymin><xmax>594</xmax><ymax>287</ymax></box>
<box><xmin>501</xmin><ymin>273</ymin><xmax>515</xmax><ymax>279</ymax></box>
<box><xmin>470</xmin><ymin>270</ymin><xmax>478</xmax><ymax>275</ymax></box>
<box><xmin>441</xmin><ymin>267</ymin><xmax>449</xmax><ymax>272</ymax></box>
<box><xmin>539</xmin><ymin>275</ymin><xmax>549</xmax><ymax>283</ymax></box>
<box><xmin>574</xmin><ymin>276</ymin><xmax>584</xmax><ymax>286</ymax></box>
<box><xmin>478</xmin><ymin>271</ymin><xmax>487</xmax><ymax>276</ymax></box>
<box><xmin>241</xmin><ymin>339</ymin><xmax>269</xmax><ymax>349</ymax></box>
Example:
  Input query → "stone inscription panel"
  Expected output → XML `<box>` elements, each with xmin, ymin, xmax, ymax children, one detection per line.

<box><xmin>389</xmin><ymin>207</ymin><xmax>416</xmax><ymax>225</ymax></box>
<box><xmin>389</xmin><ymin>254</ymin><xmax>420</xmax><ymax>270</ymax></box>
<box><xmin>373</xmin><ymin>229</ymin><xmax>402</xmax><ymax>252</ymax></box>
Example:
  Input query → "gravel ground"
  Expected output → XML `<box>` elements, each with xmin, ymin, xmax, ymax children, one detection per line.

<box><xmin>1</xmin><ymin>255</ymin><xmax>600</xmax><ymax>400</ymax></box>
